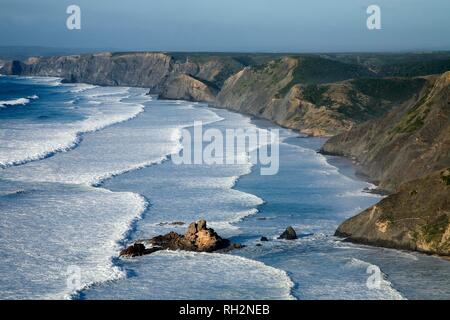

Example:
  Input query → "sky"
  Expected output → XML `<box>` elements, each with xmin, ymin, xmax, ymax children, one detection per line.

<box><xmin>0</xmin><ymin>0</ymin><xmax>449</xmax><ymax>53</ymax></box>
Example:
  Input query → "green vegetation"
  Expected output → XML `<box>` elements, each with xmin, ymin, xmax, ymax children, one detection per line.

<box><xmin>335</xmin><ymin>88</ymin><xmax>389</xmax><ymax>122</ymax></box>
<box><xmin>421</xmin><ymin>215</ymin><xmax>449</xmax><ymax>245</ymax></box>
<box><xmin>389</xmin><ymin>82</ymin><xmax>432</xmax><ymax>134</ymax></box>
<box><xmin>351</xmin><ymin>78</ymin><xmax>425</xmax><ymax>102</ymax></box>
<box><xmin>336</xmin><ymin>78</ymin><xmax>425</xmax><ymax>122</ymax></box>
<box><xmin>301</xmin><ymin>84</ymin><xmax>332</xmax><ymax>107</ymax></box>
<box><xmin>441</xmin><ymin>170</ymin><xmax>450</xmax><ymax>185</ymax></box>
<box><xmin>379</xmin><ymin>212</ymin><xmax>395</xmax><ymax>224</ymax></box>
<box><xmin>326</xmin><ymin>52</ymin><xmax>450</xmax><ymax>77</ymax></box>
<box><xmin>392</xmin><ymin>104</ymin><xmax>428</xmax><ymax>134</ymax></box>
<box><xmin>380</xmin><ymin>59</ymin><xmax>450</xmax><ymax>77</ymax></box>
<box><xmin>278</xmin><ymin>56</ymin><xmax>371</xmax><ymax>96</ymax></box>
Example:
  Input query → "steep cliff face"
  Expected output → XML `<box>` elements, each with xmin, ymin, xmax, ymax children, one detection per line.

<box><xmin>261</xmin><ymin>84</ymin><xmax>353</xmax><ymax>136</ymax></box>
<box><xmin>160</xmin><ymin>74</ymin><xmax>216</xmax><ymax>102</ymax></box>
<box><xmin>5</xmin><ymin>52</ymin><xmax>411</xmax><ymax>136</ymax></box>
<box><xmin>336</xmin><ymin>169</ymin><xmax>450</xmax><ymax>256</ymax></box>
<box><xmin>215</xmin><ymin>56</ymin><xmax>425</xmax><ymax>136</ymax></box>
<box><xmin>322</xmin><ymin>72</ymin><xmax>450</xmax><ymax>191</ymax></box>
<box><xmin>0</xmin><ymin>52</ymin><xmax>247</xmax><ymax>102</ymax></box>
<box><xmin>6</xmin><ymin>52</ymin><xmax>172</xmax><ymax>89</ymax></box>
<box><xmin>324</xmin><ymin>71</ymin><xmax>450</xmax><ymax>256</ymax></box>
<box><xmin>215</xmin><ymin>57</ymin><xmax>297</xmax><ymax>116</ymax></box>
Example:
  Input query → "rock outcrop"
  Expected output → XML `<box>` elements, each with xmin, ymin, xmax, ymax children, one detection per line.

<box><xmin>278</xmin><ymin>226</ymin><xmax>298</xmax><ymax>240</ymax></box>
<box><xmin>160</xmin><ymin>74</ymin><xmax>216</xmax><ymax>102</ymax></box>
<box><xmin>120</xmin><ymin>220</ymin><xmax>239</xmax><ymax>257</ymax></box>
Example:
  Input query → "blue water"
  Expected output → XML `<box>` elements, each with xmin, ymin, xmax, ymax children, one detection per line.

<box><xmin>0</xmin><ymin>76</ymin><xmax>84</xmax><ymax>122</ymax></box>
<box><xmin>1</xmin><ymin>76</ymin><xmax>450</xmax><ymax>300</ymax></box>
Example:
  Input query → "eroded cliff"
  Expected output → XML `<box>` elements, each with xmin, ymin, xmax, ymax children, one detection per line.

<box><xmin>324</xmin><ymin>72</ymin><xmax>450</xmax><ymax>255</ymax></box>
<box><xmin>322</xmin><ymin>72</ymin><xmax>450</xmax><ymax>191</ymax></box>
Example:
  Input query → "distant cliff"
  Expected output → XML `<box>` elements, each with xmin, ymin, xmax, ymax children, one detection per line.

<box><xmin>0</xmin><ymin>52</ymin><xmax>249</xmax><ymax>103</ymax></box>
<box><xmin>1</xmin><ymin>52</ymin><xmax>433</xmax><ymax>136</ymax></box>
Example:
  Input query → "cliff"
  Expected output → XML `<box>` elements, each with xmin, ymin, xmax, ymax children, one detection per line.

<box><xmin>322</xmin><ymin>72</ymin><xmax>450</xmax><ymax>191</ymax></box>
<box><xmin>323</xmin><ymin>71</ymin><xmax>450</xmax><ymax>255</ymax></box>
<box><xmin>0</xmin><ymin>52</ymin><xmax>249</xmax><ymax>103</ymax></box>
<box><xmin>215</xmin><ymin>56</ymin><xmax>424</xmax><ymax>136</ymax></box>
<box><xmin>336</xmin><ymin>169</ymin><xmax>450</xmax><ymax>256</ymax></box>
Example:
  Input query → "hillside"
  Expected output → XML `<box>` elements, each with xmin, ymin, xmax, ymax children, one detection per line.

<box><xmin>323</xmin><ymin>71</ymin><xmax>450</xmax><ymax>256</ymax></box>
<box><xmin>324</xmin><ymin>52</ymin><xmax>450</xmax><ymax>77</ymax></box>
<box><xmin>322</xmin><ymin>72</ymin><xmax>450</xmax><ymax>191</ymax></box>
<box><xmin>216</xmin><ymin>56</ymin><xmax>426</xmax><ymax>135</ymax></box>
<box><xmin>336</xmin><ymin>169</ymin><xmax>450</xmax><ymax>256</ymax></box>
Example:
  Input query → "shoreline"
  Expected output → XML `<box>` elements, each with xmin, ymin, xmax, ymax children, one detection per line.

<box><xmin>3</xmin><ymin>75</ymin><xmax>450</xmax><ymax>299</ymax></box>
<box><xmin>5</xmin><ymin>74</ymin><xmax>446</xmax><ymax>261</ymax></box>
<box><xmin>76</xmin><ymin>100</ymin><xmax>296</xmax><ymax>300</ymax></box>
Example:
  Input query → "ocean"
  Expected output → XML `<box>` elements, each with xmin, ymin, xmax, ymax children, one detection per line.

<box><xmin>1</xmin><ymin>75</ymin><xmax>450</xmax><ymax>300</ymax></box>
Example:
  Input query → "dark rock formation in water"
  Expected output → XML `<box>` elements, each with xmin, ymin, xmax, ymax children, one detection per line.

<box><xmin>278</xmin><ymin>226</ymin><xmax>298</xmax><ymax>240</ymax></box>
<box><xmin>121</xmin><ymin>243</ymin><xmax>146</xmax><ymax>257</ymax></box>
<box><xmin>120</xmin><ymin>220</ymin><xmax>240</xmax><ymax>257</ymax></box>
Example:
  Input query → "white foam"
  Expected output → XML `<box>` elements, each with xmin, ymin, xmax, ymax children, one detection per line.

<box><xmin>337</xmin><ymin>190</ymin><xmax>382</xmax><ymax>198</ymax></box>
<box><xmin>345</xmin><ymin>258</ymin><xmax>406</xmax><ymax>300</ymax></box>
<box><xmin>0</xmin><ymin>94</ymin><xmax>39</xmax><ymax>108</ymax></box>
<box><xmin>24</xmin><ymin>76</ymin><xmax>62</xmax><ymax>86</ymax></box>
<box><xmin>69</xmin><ymin>84</ymin><xmax>98</xmax><ymax>93</ymax></box>
<box><xmin>0</xmin><ymin>86</ymin><xmax>149</xmax><ymax>168</ymax></box>
<box><xmin>80</xmin><ymin>250</ymin><xmax>295</xmax><ymax>300</ymax></box>
<box><xmin>0</xmin><ymin>97</ymin><xmax>262</xmax><ymax>299</ymax></box>
<box><xmin>0</xmin><ymin>97</ymin><xmax>31</xmax><ymax>108</ymax></box>
<box><xmin>0</xmin><ymin>182</ymin><xmax>147</xmax><ymax>299</ymax></box>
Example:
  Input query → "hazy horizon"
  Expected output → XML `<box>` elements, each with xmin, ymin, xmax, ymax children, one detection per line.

<box><xmin>1</xmin><ymin>0</ymin><xmax>449</xmax><ymax>53</ymax></box>
<box><xmin>4</xmin><ymin>45</ymin><xmax>450</xmax><ymax>54</ymax></box>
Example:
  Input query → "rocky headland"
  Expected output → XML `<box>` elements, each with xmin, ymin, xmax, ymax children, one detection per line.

<box><xmin>323</xmin><ymin>71</ymin><xmax>450</xmax><ymax>256</ymax></box>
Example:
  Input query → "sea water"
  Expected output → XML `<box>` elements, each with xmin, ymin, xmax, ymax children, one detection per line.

<box><xmin>1</xmin><ymin>76</ymin><xmax>450</xmax><ymax>300</ymax></box>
